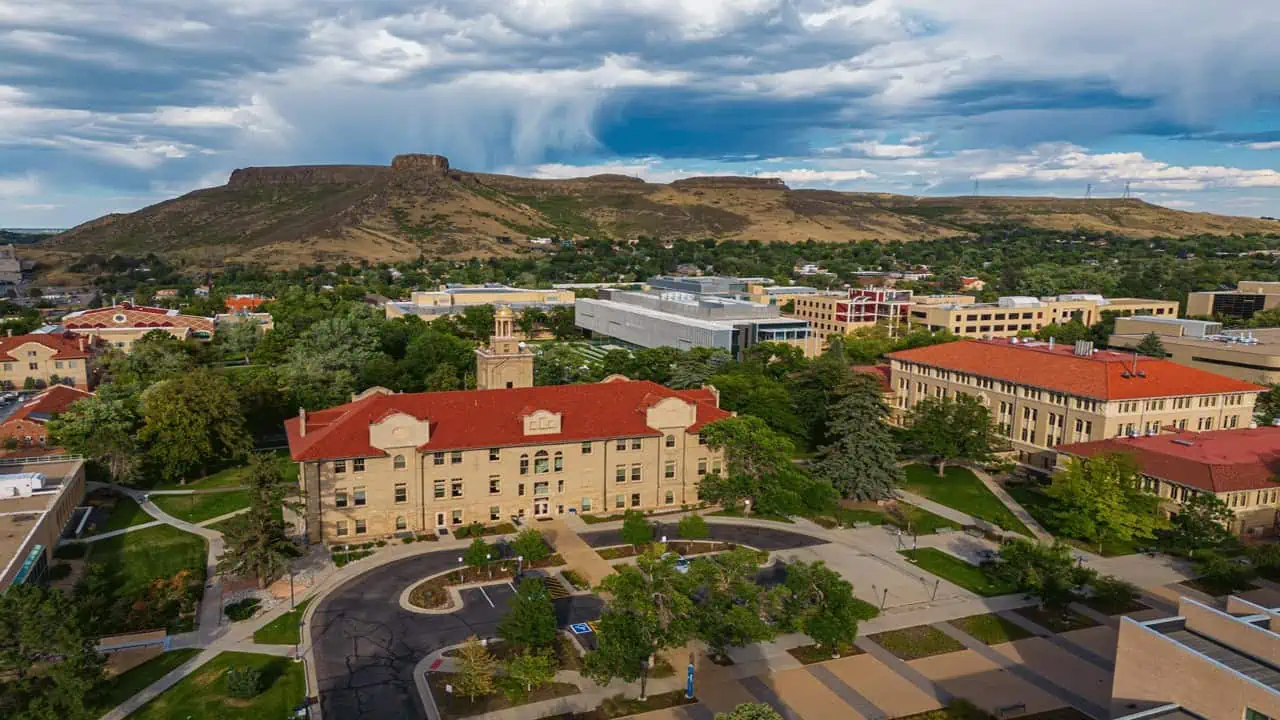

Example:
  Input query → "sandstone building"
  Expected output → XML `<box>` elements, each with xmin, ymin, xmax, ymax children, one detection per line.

<box><xmin>0</xmin><ymin>332</ymin><xmax>94</xmax><ymax>389</ymax></box>
<box><xmin>474</xmin><ymin>307</ymin><xmax>534</xmax><ymax>390</ymax></box>
<box><xmin>60</xmin><ymin>303</ymin><xmax>214</xmax><ymax>351</ymax></box>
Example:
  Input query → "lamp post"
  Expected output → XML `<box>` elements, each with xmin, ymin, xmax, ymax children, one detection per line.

<box><xmin>744</xmin><ymin>499</ymin><xmax>751</xmax><ymax>518</ymax></box>
<box><xmin>289</xmin><ymin>569</ymin><xmax>295</xmax><ymax>609</ymax></box>
<box><xmin>486</xmin><ymin>552</ymin><xmax>492</xmax><ymax>579</ymax></box>
<box><xmin>516</xmin><ymin>555</ymin><xmax>523</xmax><ymax>582</ymax></box>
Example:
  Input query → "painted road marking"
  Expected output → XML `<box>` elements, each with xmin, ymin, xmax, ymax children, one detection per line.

<box><xmin>571</xmin><ymin>623</ymin><xmax>592</xmax><ymax>635</ymax></box>
<box><xmin>478</xmin><ymin>585</ymin><xmax>495</xmax><ymax>608</ymax></box>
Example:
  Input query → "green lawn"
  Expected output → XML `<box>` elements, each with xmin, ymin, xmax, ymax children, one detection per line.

<box><xmin>129</xmin><ymin>651</ymin><xmax>306</xmax><ymax>720</ymax></box>
<box><xmin>950</xmin><ymin>614</ymin><xmax>1034</xmax><ymax>645</ymax></box>
<box><xmin>1006</xmin><ymin>484</ymin><xmax>1138</xmax><ymax>556</ymax></box>
<box><xmin>151</xmin><ymin>450</ymin><xmax>297</xmax><ymax>491</ymax></box>
<box><xmin>889</xmin><ymin>504</ymin><xmax>963</xmax><ymax>535</ymax></box>
<box><xmin>870</xmin><ymin>625</ymin><xmax>964</xmax><ymax>660</ymax></box>
<box><xmin>88</xmin><ymin>524</ymin><xmax>207</xmax><ymax>596</ymax></box>
<box><xmin>901</xmin><ymin>548</ymin><xmax>1017</xmax><ymax>597</ymax></box>
<box><xmin>903</xmin><ymin>465</ymin><xmax>1033</xmax><ymax>536</ymax></box>
<box><xmin>253</xmin><ymin>599</ymin><xmax>312</xmax><ymax>645</ymax></box>
<box><xmin>153</xmin><ymin>490</ymin><xmax>251</xmax><ymax>524</ymax></box>
<box><xmin>90</xmin><ymin>495</ymin><xmax>155</xmax><ymax>535</ymax></box>
<box><xmin>89</xmin><ymin>648</ymin><xmax>201</xmax><ymax>715</ymax></box>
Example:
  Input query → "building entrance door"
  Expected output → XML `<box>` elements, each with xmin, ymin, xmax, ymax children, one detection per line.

<box><xmin>533</xmin><ymin>501</ymin><xmax>550</xmax><ymax>517</ymax></box>
<box><xmin>435</xmin><ymin>512</ymin><xmax>445</xmax><ymax>528</ymax></box>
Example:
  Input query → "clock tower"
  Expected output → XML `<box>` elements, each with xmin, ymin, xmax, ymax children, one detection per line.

<box><xmin>474</xmin><ymin>306</ymin><xmax>535</xmax><ymax>390</ymax></box>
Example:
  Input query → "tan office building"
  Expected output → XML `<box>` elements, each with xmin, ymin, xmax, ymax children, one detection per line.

<box><xmin>61</xmin><ymin>303</ymin><xmax>215</xmax><ymax>351</ymax></box>
<box><xmin>0</xmin><ymin>332</ymin><xmax>94</xmax><ymax>389</ymax></box>
<box><xmin>1109</xmin><ymin>316</ymin><xmax>1280</xmax><ymax>385</ymax></box>
<box><xmin>1187</xmin><ymin>280</ymin><xmax>1280</xmax><ymax>319</ymax></box>
<box><xmin>0</xmin><ymin>458</ymin><xmax>86</xmax><ymax>590</ymax></box>
<box><xmin>1112</xmin><ymin>595</ymin><xmax>1280</xmax><ymax>720</ymax></box>
<box><xmin>384</xmin><ymin>284</ymin><xmax>575</xmax><ymax>321</ymax></box>
<box><xmin>286</xmin><ymin>378</ymin><xmax>729</xmax><ymax>544</ymax></box>
<box><xmin>908</xmin><ymin>294</ymin><xmax>1178</xmax><ymax>339</ymax></box>
<box><xmin>787</xmin><ymin>288</ymin><xmax>913</xmax><ymax>347</ymax></box>
<box><xmin>887</xmin><ymin>338</ymin><xmax>1263</xmax><ymax>467</ymax></box>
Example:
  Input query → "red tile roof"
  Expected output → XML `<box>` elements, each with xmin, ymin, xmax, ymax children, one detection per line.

<box><xmin>62</xmin><ymin>303</ymin><xmax>214</xmax><ymax>334</ymax></box>
<box><xmin>854</xmin><ymin>365</ymin><xmax>892</xmax><ymax>393</ymax></box>
<box><xmin>225</xmin><ymin>295</ymin><xmax>270</xmax><ymax>312</ymax></box>
<box><xmin>1058</xmin><ymin>427</ymin><xmax>1280</xmax><ymax>493</ymax></box>
<box><xmin>887</xmin><ymin>338</ymin><xmax>1264</xmax><ymax>401</ymax></box>
<box><xmin>286</xmin><ymin>380</ymin><xmax>732</xmax><ymax>462</ymax></box>
<box><xmin>0</xmin><ymin>332</ymin><xmax>93</xmax><ymax>360</ymax></box>
<box><xmin>7</xmin><ymin>385</ymin><xmax>94</xmax><ymax>425</ymax></box>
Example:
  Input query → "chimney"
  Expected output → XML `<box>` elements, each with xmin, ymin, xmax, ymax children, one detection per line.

<box><xmin>78</xmin><ymin>336</ymin><xmax>84</xmax><ymax>352</ymax></box>
<box><xmin>298</xmin><ymin>407</ymin><xmax>307</xmax><ymax>437</ymax></box>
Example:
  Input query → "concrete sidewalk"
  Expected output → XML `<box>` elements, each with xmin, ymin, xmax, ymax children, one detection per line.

<box><xmin>968</xmin><ymin>466</ymin><xmax>1054</xmax><ymax>542</ymax></box>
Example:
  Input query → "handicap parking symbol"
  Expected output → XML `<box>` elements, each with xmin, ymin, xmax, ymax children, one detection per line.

<box><xmin>570</xmin><ymin>623</ymin><xmax>592</xmax><ymax>635</ymax></box>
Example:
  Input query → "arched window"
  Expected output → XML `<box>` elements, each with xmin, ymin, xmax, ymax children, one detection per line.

<box><xmin>393</xmin><ymin>454</ymin><xmax>406</xmax><ymax>470</ymax></box>
<box><xmin>519</xmin><ymin>454</ymin><xmax>529</xmax><ymax>475</ymax></box>
<box><xmin>534</xmin><ymin>450</ymin><xmax>550</xmax><ymax>474</ymax></box>
<box><xmin>395</xmin><ymin>515</ymin><xmax>407</xmax><ymax>531</ymax></box>
<box><xmin>553</xmin><ymin>452</ymin><xmax>563</xmax><ymax>472</ymax></box>
<box><xmin>664</xmin><ymin>490</ymin><xmax>675</xmax><ymax>505</ymax></box>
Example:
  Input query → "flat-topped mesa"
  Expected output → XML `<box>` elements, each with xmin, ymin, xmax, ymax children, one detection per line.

<box><xmin>226</xmin><ymin>165</ymin><xmax>386</xmax><ymax>188</ymax></box>
<box><xmin>390</xmin><ymin>154</ymin><xmax>450</xmax><ymax>174</ymax></box>
<box><xmin>670</xmin><ymin>176</ymin><xmax>789</xmax><ymax>190</ymax></box>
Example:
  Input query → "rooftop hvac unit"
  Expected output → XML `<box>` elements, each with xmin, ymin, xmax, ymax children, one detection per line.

<box><xmin>1073</xmin><ymin>340</ymin><xmax>1094</xmax><ymax>356</ymax></box>
<box><xmin>1172</xmin><ymin>438</ymin><xmax>1195</xmax><ymax>447</ymax></box>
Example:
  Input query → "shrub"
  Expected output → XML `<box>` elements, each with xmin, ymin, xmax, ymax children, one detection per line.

<box><xmin>225</xmin><ymin>666</ymin><xmax>263</xmax><ymax>698</ymax></box>
<box><xmin>375</xmin><ymin>540</ymin><xmax>387</xmax><ymax>547</ymax></box>
<box><xmin>224</xmin><ymin>598</ymin><xmax>261</xmax><ymax>622</ymax></box>
<box><xmin>561</xmin><ymin>569</ymin><xmax>588</xmax><ymax>590</ymax></box>
<box><xmin>511</xmin><ymin>529</ymin><xmax>550</xmax><ymax>565</ymax></box>
<box><xmin>401</xmin><ymin>536</ymin><xmax>416</xmax><ymax>544</ymax></box>
<box><xmin>1088</xmin><ymin>575</ymin><xmax>1140</xmax><ymax>613</ymax></box>
<box><xmin>677</xmin><ymin>514</ymin><xmax>709</xmax><ymax>540</ymax></box>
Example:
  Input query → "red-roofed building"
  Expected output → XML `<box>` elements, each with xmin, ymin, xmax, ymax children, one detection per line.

<box><xmin>1058</xmin><ymin>427</ymin><xmax>1280</xmax><ymax>535</ymax></box>
<box><xmin>0</xmin><ymin>332</ymin><xmax>95</xmax><ymax>390</ymax></box>
<box><xmin>60</xmin><ymin>302</ymin><xmax>214</xmax><ymax>352</ymax></box>
<box><xmin>224</xmin><ymin>294</ymin><xmax>271</xmax><ymax>313</ymax></box>
<box><xmin>887</xmin><ymin>338</ymin><xmax>1265</xmax><ymax>467</ymax></box>
<box><xmin>0</xmin><ymin>385</ymin><xmax>94</xmax><ymax>454</ymax></box>
<box><xmin>286</xmin><ymin>378</ymin><xmax>730</xmax><ymax>543</ymax></box>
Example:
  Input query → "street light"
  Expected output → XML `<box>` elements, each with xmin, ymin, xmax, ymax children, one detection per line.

<box><xmin>744</xmin><ymin>499</ymin><xmax>751</xmax><ymax>517</ymax></box>
<box><xmin>486</xmin><ymin>552</ymin><xmax>492</xmax><ymax>579</ymax></box>
<box><xmin>516</xmin><ymin>555</ymin><xmax>523</xmax><ymax>581</ymax></box>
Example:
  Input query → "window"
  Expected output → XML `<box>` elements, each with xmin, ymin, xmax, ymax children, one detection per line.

<box><xmin>664</xmin><ymin>490</ymin><xmax>675</xmax><ymax>505</ymax></box>
<box><xmin>518</xmin><ymin>483</ymin><xmax>526</xmax><ymax>497</ymax></box>
<box><xmin>631</xmin><ymin>438</ymin><xmax>642</xmax><ymax>450</ymax></box>
<box><xmin>615</xmin><ymin>465</ymin><xmax>626</xmax><ymax>483</ymax></box>
<box><xmin>665</xmin><ymin>435</ymin><xmax>675</xmax><ymax>448</ymax></box>
<box><xmin>712</xmin><ymin>461</ymin><xmax>722</xmax><ymax>475</ymax></box>
<box><xmin>451</xmin><ymin>510</ymin><xmax>463</xmax><ymax>525</ymax></box>
<box><xmin>582</xmin><ymin>497</ymin><xmax>593</xmax><ymax>512</ymax></box>
<box><xmin>615</xmin><ymin>494</ymin><xmax>625</xmax><ymax>509</ymax></box>
<box><xmin>335</xmin><ymin>490</ymin><xmax>348</xmax><ymax>508</ymax></box>
<box><xmin>631</xmin><ymin>464</ymin><xmax>641</xmax><ymax>482</ymax></box>
<box><xmin>394</xmin><ymin>484</ymin><xmax>407</xmax><ymax>504</ymax></box>
<box><xmin>489</xmin><ymin>448</ymin><xmax>500</xmax><ymax>461</ymax></box>
<box><xmin>334</xmin><ymin>460</ymin><xmax>346</xmax><ymax>474</ymax></box>
<box><xmin>451</xmin><ymin>480</ymin><xmax>463</xmax><ymax>498</ymax></box>
<box><xmin>698</xmin><ymin>433</ymin><xmax>707</xmax><ymax>445</ymax></box>
<box><xmin>1245</xmin><ymin>709</ymin><xmax>1274</xmax><ymax>720</ymax></box>
<box><xmin>698</xmin><ymin>459</ymin><xmax>707</xmax><ymax>475</ymax></box>
<box><xmin>534</xmin><ymin>481</ymin><xmax>549</xmax><ymax>496</ymax></box>
<box><xmin>534</xmin><ymin>450</ymin><xmax>550</xmax><ymax>474</ymax></box>
<box><xmin>450</xmin><ymin>451</ymin><xmax>462</xmax><ymax>464</ymax></box>
<box><xmin>395</xmin><ymin>515</ymin><xmax>407</xmax><ymax>531</ymax></box>
<box><xmin>520</xmin><ymin>454</ymin><xmax>529</xmax><ymax>475</ymax></box>
<box><xmin>664</xmin><ymin>461</ymin><xmax>675</xmax><ymax>479</ymax></box>
<box><xmin>434</xmin><ymin>452</ymin><xmax>445</xmax><ymax>465</ymax></box>
<box><xmin>67</xmin><ymin>360</ymin><xmax>76</xmax><ymax>368</ymax></box>
<box><xmin>553</xmin><ymin>452</ymin><xmax>563</xmax><ymax>472</ymax></box>
<box><xmin>1</xmin><ymin>363</ymin><xmax>8</xmax><ymax>371</ymax></box>
<box><xmin>490</xmin><ymin>506</ymin><xmax>501</xmax><ymax>521</ymax></box>
<box><xmin>54</xmin><ymin>360</ymin><xmax>63</xmax><ymax>369</ymax></box>
<box><xmin>28</xmin><ymin>362</ymin><xmax>37</xmax><ymax>371</ymax></box>
<box><xmin>489</xmin><ymin>476</ymin><xmax>501</xmax><ymax>494</ymax></box>
<box><xmin>353</xmin><ymin>488</ymin><xmax>366</xmax><ymax>506</ymax></box>
<box><xmin>355</xmin><ymin>519</ymin><xmax>367</xmax><ymax>535</ymax></box>
<box><xmin>353</xmin><ymin>458</ymin><xmax>365</xmax><ymax>472</ymax></box>
<box><xmin>581</xmin><ymin>441</ymin><xmax>592</xmax><ymax>454</ymax></box>
<box><xmin>336</xmin><ymin>521</ymin><xmax>348</xmax><ymax>536</ymax></box>
<box><xmin>433</xmin><ymin>480</ymin><xmax>445</xmax><ymax>499</ymax></box>
<box><xmin>631</xmin><ymin>493</ymin><xmax>641</xmax><ymax>507</ymax></box>
<box><xmin>557</xmin><ymin>479</ymin><xmax>564</xmax><ymax>493</ymax></box>
<box><xmin>616</xmin><ymin>439</ymin><xmax>626</xmax><ymax>451</ymax></box>
<box><xmin>393</xmin><ymin>454</ymin><xmax>406</xmax><ymax>470</ymax></box>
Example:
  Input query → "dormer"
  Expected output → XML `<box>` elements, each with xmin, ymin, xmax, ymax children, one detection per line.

<box><xmin>645</xmin><ymin>396</ymin><xmax>696</xmax><ymax>431</ymax></box>
<box><xmin>369</xmin><ymin>410</ymin><xmax>430</xmax><ymax>450</ymax></box>
<box><xmin>522</xmin><ymin>409</ymin><xmax>563</xmax><ymax>436</ymax></box>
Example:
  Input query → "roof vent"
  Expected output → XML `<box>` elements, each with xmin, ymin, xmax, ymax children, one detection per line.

<box><xmin>1136</xmin><ymin>370</ymin><xmax>1147</xmax><ymax>378</ymax></box>
<box><xmin>1172</xmin><ymin>438</ymin><xmax>1195</xmax><ymax>447</ymax></box>
<box><xmin>1121</xmin><ymin>371</ymin><xmax>1132</xmax><ymax>378</ymax></box>
<box><xmin>1010</xmin><ymin>337</ymin><xmax>1019</xmax><ymax>344</ymax></box>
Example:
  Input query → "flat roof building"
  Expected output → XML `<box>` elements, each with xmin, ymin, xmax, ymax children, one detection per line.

<box><xmin>0</xmin><ymin>458</ymin><xmax>86</xmax><ymax>590</ymax></box>
<box><xmin>1187</xmin><ymin>281</ymin><xmax>1280</xmax><ymax>320</ymax></box>
<box><xmin>888</xmin><ymin>338</ymin><xmax>1264</xmax><ymax>467</ymax></box>
<box><xmin>787</xmin><ymin>288</ymin><xmax>913</xmax><ymax>348</ymax></box>
<box><xmin>1109</xmin><ymin>316</ymin><xmax>1280</xmax><ymax>385</ymax></box>
<box><xmin>384</xmin><ymin>284</ymin><xmax>574</xmax><ymax>321</ymax></box>
<box><xmin>575</xmin><ymin>287</ymin><xmax>814</xmax><ymax>358</ymax></box>
<box><xmin>909</xmin><ymin>294</ymin><xmax>1179</xmax><ymax>339</ymax></box>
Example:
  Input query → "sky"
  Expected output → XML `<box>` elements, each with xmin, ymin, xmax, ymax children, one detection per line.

<box><xmin>3</xmin><ymin>0</ymin><xmax>1280</xmax><ymax>228</ymax></box>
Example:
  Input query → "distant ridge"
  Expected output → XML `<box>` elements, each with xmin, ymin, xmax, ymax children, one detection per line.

<box><xmin>40</xmin><ymin>154</ymin><xmax>1280</xmax><ymax>268</ymax></box>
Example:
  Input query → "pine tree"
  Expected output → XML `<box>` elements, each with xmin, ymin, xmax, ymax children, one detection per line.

<box><xmin>811</xmin><ymin>373</ymin><xmax>904</xmax><ymax>501</ymax></box>
<box><xmin>454</xmin><ymin>636</ymin><xmax>497</xmax><ymax>701</ymax></box>
<box><xmin>1135</xmin><ymin>332</ymin><xmax>1168</xmax><ymax>358</ymax></box>
<box><xmin>216</xmin><ymin>454</ymin><xmax>299</xmax><ymax>588</ymax></box>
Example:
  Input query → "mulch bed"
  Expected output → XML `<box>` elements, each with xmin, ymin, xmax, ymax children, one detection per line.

<box><xmin>786</xmin><ymin>643</ymin><xmax>863</xmax><ymax>665</ymax></box>
<box><xmin>428</xmin><ymin>672</ymin><xmax>578</xmax><ymax>719</ymax></box>
<box><xmin>408</xmin><ymin>556</ymin><xmax>567</xmax><ymax>609</ymax></box>
<box><xmin>1013</xmin><ymin>606</ymin><xmax>1099</xmax><ymax>633</ymax></box>
<box><xmin>597</xmin><ymin>541</ymin><xmax>732</xmax><ymax>560</ymax></box>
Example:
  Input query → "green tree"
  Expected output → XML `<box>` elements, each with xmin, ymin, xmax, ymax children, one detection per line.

<box><xmin>45</xmin><ymin>391</ymin><xmax>142</xmax><ymax>483</ymax></box>
<box><xmin>905</xmin><ymin>395</ymin><xmax>996</xmax><ymax>476</ymax></box>
<box><xmin>216</xmin><ymin>455</ymin><xmax>299</xmax><ymax>588</ymax></box>
<box><xmin>225</xmin><ymin>666</ymin><xmax>263</xmax><ymax>699</ymax></box>
<box><xmin>990</xmin><ymin>540</ymin><xmax>1095</xmax><ymax>609</ymax></box>
<box><xmin>1045</xmin><ymin>454</ymin><xmax>1163</xmax><ymax>554</ymax></box>
<box><xmin>688</xmin><ymin>548</ymin><xmax>781</xmax><ymax>660</ymax></box>
<box><xmin>1255</xmin><ymin>385</ymin><xmax>1280</xmax><ymax>426</ymax></box>
<box><xmin>716</xmin><ymin>704</ymin><xmax>783</xmax><ymax>720</ymax></box>
<box><xmin>1034</xmin><ymin>320</ymin><xmax>1091</xmax><ymax>345</ymax></box>
<box><xmin>677</xmin><ymin>514</ymin><xmax>709</xmax><ymax>540</ymax></box>
<box><xmin>1135</xmin><ymin>332</ymin><xmax>1168</xmax><ymax>357</ymax></box>
<box><xmin>583</xmin><ymin>606</ymin><xmax>653</xmax><ymax>684</ymax></box>
<box><xmin>510</xmin><ymin>529</ymin><xmax>550</xmax><ymax>566</ymax></box>
<box><xmin>668</xmin><ymin>348</ymin><xmax>733</xmax><ymax>390</ymax></box>
<box><xmin>780</xmin><ymin>561</ymin><xmax>867</xmax><ymax>654</ymax></box>
<box><xmin>621</xmin><ymin>510</ymin><xmax>653</xmax><ymax>549</ymax></box>
<box><xmin>0</xmin><ymin>584</ymin><xmax>103</xmax><ymax>720</ymax></box>
<box><xmin>454</xmin><ymin>637</ymin><xmax>497</xmax><ymax>701</ymax></box>
<box><xmin>138</xmin><ymin>368</ymin><xmax>252</xmax><ymax>483</ymax></box>
<box><xmin>500</xmin><ymin>650</ymin><xmax>556</xmax><ymax>702</ymax></box>
<box><xmin>586</xmin><ymin>548</ymin><xmax>696</xmax><ymax>685</ymax></box>
<box><xmin>700</xmin><ymin>416</ymin><xmax>794</xmax><ymax>509</ymax></box>
<box><xmin>1195</xmin><ymin>551</ymin><xmax>1257</xmax><ymax>595</ymax></box>
<box><xmin>464</xmin><ymin>537</ymin><xmax>491</xmax><ymax>579</ymax></box>
<box><xmin>100</xmin><ymin>331</ymin><xmax>197</xmax><ymax>387</ymax></box>
<box><xmin>215</xmin><ymin>320</ymin><xmax>261</xmax><ymax>362</ymax></box>
<box><xmin>1168</xmin><ymin>493</ymin><xmax>1235</xmax><ymax>556</ymax></box>
<box><xmin>811</xmin><ymin>373</ymin><xmax>903</xmax><ymax>500</ymax></box>
<box><xmin>498</xmin><ymin>578</ymin><xmax>558</xmax><ymax>651</ymax></box>
<box><xmin>1088</xmin><ymin>575</ymin><xmax>1140</xmax><ymax>613</ymax></box>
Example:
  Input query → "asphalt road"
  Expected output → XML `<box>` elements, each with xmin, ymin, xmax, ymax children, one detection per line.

<box><xmin>580</xmin><ymin>522</ymin><xmax>827</xmax><ymax>551</ymax></box>
<box><xmin>309</xmin><ymin>550</ymin><xmax>603</xmax><ymax>720</ymax></box>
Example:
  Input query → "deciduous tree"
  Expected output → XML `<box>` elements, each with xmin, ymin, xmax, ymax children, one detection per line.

<box><xmin>46</xmin><ymin>390</ymin><xmax>142</xmax><ymax>483</ymax></box>
<box><xmin>621</xmin><ymin>510</ymin><xmax>653</xmax><ymax>549</ymax></box>
<box><xmin>1045</xmin><ymin>454</ymin><xmax>1163</xmax><ymax>554</ymax></box>
<box><xmin>510</xmin><ymin>529</ymin><xmax>550</xmax><ymax>566</ymax></box>
<box><xmin>677</xmin><ymin>514</ymin><xmax>709</xmax><ymax>540</ymax></box>
<box><xmin>498</xmin><ymin>578</ymin><xmax>558</xmax><ymax>652</ymax></box>
<box><xmin>688</xmin><ymin>548</ymin><xmax>781</xmax><ymax>660</ymax></box>
<box><xmin>138</xmin><ymin>368</ymin><xmax>251</xmax><ymax>483</ymax></box>
<box><xmin>1168</xmin><ymin>492</ymin><xmax>1235</xmax><ymax>556</ymax></box>
<box><xmin>0</xmin><ymin>584</ymin><xmax>103</xmax><ymax>720</ymax></box>
<box><xmin>716</xmin><ymin>704</ymin><xmax>783</xmax><ymax>720</ymax></box>
<box><xmin>780</xmin><ymin>561</ymin><xmax>869</xmax><ymax>653</ymax></box>
<box><xmin>500</xmin><ymin>650</ymin><xmax>556</xmax><ymax>702</ymax></box>
<box><xmin>454</xmin><ymin>637</ymin><xmax>497</xmax><ymax>701</ymax></box>
<box><xmin>905</xmin><ymin>395</ymin><xmax>996</xmax><ymax>476</ymax></box>
<box><xmin>990</xmin><ymin>540</ymin><xmax>1095</xmax><ymax>609</ymax></box>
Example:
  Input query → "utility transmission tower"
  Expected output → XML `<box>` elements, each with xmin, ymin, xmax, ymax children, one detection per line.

<box><xmin>972</xmin><ymin>180</ymin><xmax>980</xmax><ymax>196</ymax></box>
<box><xmin>1123</xmin><ymin>181</ymin><xmax>1132</xmax><ymax>200</ymax></box>
<box><xmin>1085</xmin><ymin>183</ymin><xmax>1092</xmax><ymax>200</ymax></box>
